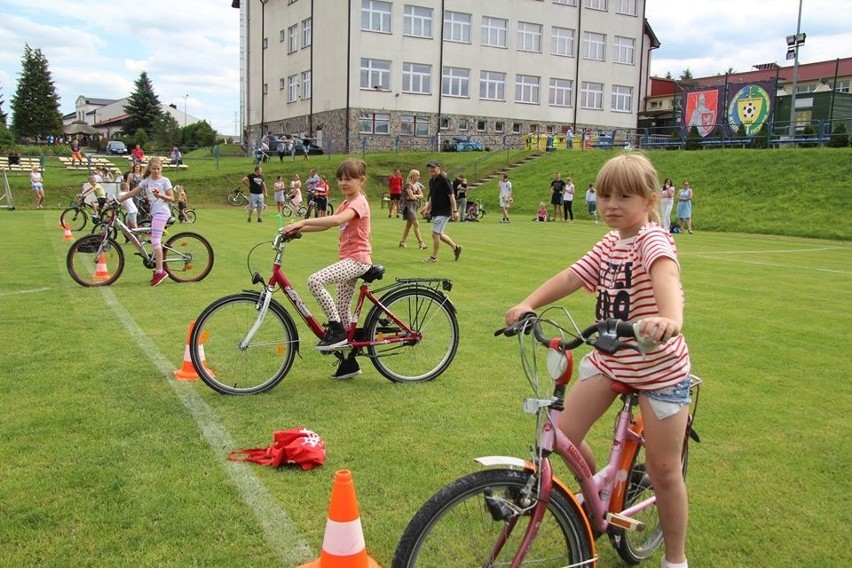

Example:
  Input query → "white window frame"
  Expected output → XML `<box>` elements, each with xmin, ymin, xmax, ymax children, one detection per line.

<box><xmin>402</xmin><ymin>62</ymin><xmax>432</xmax><ymax>94</ymax></box>
<box><xmin>613</xmin><ymin>36</ymin><xmax>635</xmax><ymax>65</ymax></box>
<box><xmin>617</xmin><ymin>0</ymin><xmax>637</xmax><ymax>15</ymax></box>
<box><xmin>549</xmin><ymin>78</ymin><xmax>574</xmax><ymax>107</ymax></box>
<box><xmin>404</xmin><ymin>5</ymin><xmax>433</xmax><ymax>38</ymax></box>
<box><xmin>279</xmin><ymin>29</ymin><xmax>286</xmax><ymax>42</ymax></box>
<box><xmin>611</xmin><ymin>84</ymin><xmax>633</xmax><ymax>112</ymax></box>
<box><xmin>515</xmin><ymin>74</ymin><xmax>541</xmax><ymax>104</ymax></box>
<box><xmin>442</xmin><ymin>67</ymin><xmax>470</xmax><ymax>97</ymax></box>
<box><xmin>361</xmin><ymin>0</ymin><xmax>392</xmax><ymax>33</ymax></box>
<box><xmin>302</xmin><ymin>18</ymin><xmax>312</xmax><ymax>48</ymax></box>
<box><xmin>495</xmin><ymin>121</ymin><xmax>504</xmax><ymax>133</ymax></box>
<box><xmin>301</xmin><ymin>70</ymin><xmax>312</xmax><ymax>99</ymax></box>
<box><xmin>585</xmin><ymin>0</ymin><xmax>607</xmax><ymax>10</ymax></box>
<box><xmin>482</xmin><ymin>16</ymin><xmax>507</xmax><ymax>48</ymax></box>
<box><xmin>400</xmin><ymin>114</ymin><xmax>430</xmax><ymax>136</ymax></box>
<box><xmin>479</xmin><ymin>70</ymin><xmax>506</xmax><ymax>101</ymax></box>
<box><xmin>458</xmin><ymin>118</ymin><xmax>469</xmax><ymax>131</ymax></box>
<box><xmin>580</xmin><ymin>81</ymin><xmax>604</xmax><ymax>109</ymax></box>
<box><xmin>517</xmin><ymin>22</ymin><xmax>543</xmax><ymax>53</ymax></box>
<box><xmin>358</xmin><ymin>112</ymin><xmax>390</xmax><ymax>134</ymax></box>
<box><xmin>360</xmin><ymin>58</ymin><xmax>391</xmax><ymax>90</ymax></box>
<box><xmin>551</xmin><ymin>26</ymin><xmax>575</xmax><ymax>57</ymax></box>
<box><xmin>583</xmin><ymin>31</ymin><xmax>606</xmax><ymax>61</ymax></box>
<box><xmin>287</xmin><ymin>75</ymin><xmax>299</xmax><ymax>103</ymax></box>
<box><xmin>288</xmin><ymin>24</ymin><xmax>298</xmax><ymax>53</ymax></box>
<box><xmin>553</xmin><ymin>0</ymin><xmax>577</xmax><ymax>5</ymax></box>
<box><xmin>444</xmin><ymin>11</ymin><xmax>471</xmax><ymax>43</ymax></box>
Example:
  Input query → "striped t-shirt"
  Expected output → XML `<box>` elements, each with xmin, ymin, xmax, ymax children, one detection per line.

<box><xmin>569</xmin><ymin>223</ymin><xmax>690</xmax><ymax>389</ymax></box>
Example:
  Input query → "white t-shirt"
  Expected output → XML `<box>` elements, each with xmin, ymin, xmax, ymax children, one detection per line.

<box><xmin>119</xmin><ymin>191</ymin><xmax>138</xmax><ymax>214</ymax></box>
<box><xmin>137</xmin><ymin>176</ymin><xmax>173</xmax><ymax>216</ymax></box>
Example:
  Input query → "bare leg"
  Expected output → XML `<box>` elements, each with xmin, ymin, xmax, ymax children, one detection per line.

<box><xmin>556</xmin><ymin>373</ymin><xmax>618</xmax><ymax>473</ymax></box>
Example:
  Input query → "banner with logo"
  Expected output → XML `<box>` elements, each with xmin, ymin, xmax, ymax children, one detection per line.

<box><xmin>683</xmin><ymin>88</ymin><xmax>722</xmax><ymax>137</ymax></box>
<box><xmin>725</xmin><ymin>80</ymin><xmax>776</xmax><ymax>136</ymax></box>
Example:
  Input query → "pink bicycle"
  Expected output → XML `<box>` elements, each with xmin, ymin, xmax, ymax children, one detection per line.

<box><xmin>392</xmin><ymin>311</ymin><xmax>701</xmax><ymax>567</ymax></box>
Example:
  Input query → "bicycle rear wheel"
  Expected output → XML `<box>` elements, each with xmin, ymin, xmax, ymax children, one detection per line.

<box><xmin>184</xmin><ymin>210</ymin><xmax>197</xmax><ymax>223</ymax></box>
<box><xmin>66</xmin><ymin>235</ymin><xmax>125</xmax><ymax>287</ymax></box>
<box><xmin>227</xmin><ymin>191</ymin><xmax>245</xmax><ymax>207</ymax></box>
<box><xmin>163</xmin><ymin>232</ymin><xmax>214</xmax><ymax>283</ymax></box>
<box><xmin>190</xmin><ymin>293</ymin><xmax>298</xmax><ymax>395</ymax></box>
<box><xmin>60</xmin><ymin>207</ymin><xmax>88</xmax><ymax>232</ymax></box>
<box><xmin>364</xmin><ymin>288</ymin><xmax>458</xmax><ymax>383</ymax></box>
<box><xmin>392</xmin><ymin>468</ymin><xmax>593</xmax><ymax>568</ymax></box>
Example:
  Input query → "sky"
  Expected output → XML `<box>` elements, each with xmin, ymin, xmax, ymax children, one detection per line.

<box><xmin>0</xmin><ymin>0</ymin><xmax>850</xmax><ymax>136</ymax></box>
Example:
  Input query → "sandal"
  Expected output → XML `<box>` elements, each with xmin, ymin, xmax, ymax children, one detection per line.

<box><xmin>418</xmin><ymin>241</ymin><xmax>427</xmax><ymax>250</ymax></box>
<box><xmin>399</xmin><ymin>241</ymin><xmax>406</xmax><ymax>248</ymax></box>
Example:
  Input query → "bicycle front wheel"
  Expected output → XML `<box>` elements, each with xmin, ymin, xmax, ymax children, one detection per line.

<box><xmin>163</xmin><ymin>232</ymin><xmax>214</xmax><ymax>283</ymax></box>
<box><xmin>364</xmin><ymin>288</ymin><xmax>458</xmax><ymax>383</ymax></box>
<box><xmin>392</xmin><ymin>468</ymin><xmax>593</xmax><ymax>568</ymax></box>
<box><xmin>190</xmin><ymin>293</ymin><xmax>298</xmax><ymax>395</ymax></box>
<box><xmin>66</xmin><ymin>235</ymin><xmax>125</xmax><ymax>287</ymax></box>
<box><xmin>184</xmin><ymin>210</ymin><xmax>197</xmax><ymax>223</ymax></box>
<box><xmin>60</xmin><ymin>207</ymin><xmax>88</xmax><ymax>232</ymax></box>
<box><xmin>227</xmin><ymin>191</ymin><xmax>244</xmax><ymax>206</ymax></box>
<box><xmin>281</xmin><ymin>205</ymin><xmax>293</xmax><ymax>217</ymax></box>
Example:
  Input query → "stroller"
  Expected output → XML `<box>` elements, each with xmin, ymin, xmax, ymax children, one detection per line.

<box><xmin>253</xmin><ymin>145</ymin><xmax>271</xmax><ymax>165</ymax></box>
<box><xmin>465</xmin><ymin>200</ymin><xmax>484</xmax><ymax>222</ymax></box>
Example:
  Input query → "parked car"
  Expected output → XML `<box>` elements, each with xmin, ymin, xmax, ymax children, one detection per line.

<box><xmin>293</xmin><ymin>139</ymin><xmax>324</xmax><ymax>155</ymax></box>
<box><xmin>106</xmin><ymin>141</ymin><xmax>128</xmax><ymax>155</ymax></box>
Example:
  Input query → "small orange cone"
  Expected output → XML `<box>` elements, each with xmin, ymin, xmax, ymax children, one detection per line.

<box><xmin>173</xmin><ymin>321</ymin><xmax>213</xmax><ymax>380</ymax></box>
<box><xmin>62</xmin><ymin>223</ymin><xmax>74</xmax><ymax>240</ymax></box>
<box><xmin>92</xmin><ymin>253</ymin><xmax>111</xmax><ymax>279</ymax></box>
<box><xmin>299</xmin><ymin>470</ymin><xmax>382</xmax><ymax>568</ymax></box>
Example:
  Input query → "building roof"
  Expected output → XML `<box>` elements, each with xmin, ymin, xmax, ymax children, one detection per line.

<box><xmin>677</xmin><ymin>57</ymin><xmax>852</xmax><ymax>87</ymax></box>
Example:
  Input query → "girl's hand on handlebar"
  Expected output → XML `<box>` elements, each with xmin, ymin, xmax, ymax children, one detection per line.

<box><xmin>635</xmin><ymin>317</ymin><xmax>680</xmax><ymax>346</ymax></box>
<box><xmin>505</xmin><ymin>303</ymin><xmax>535</xmax><ymax>326</ymax></box>
<box><xmin>281</xmin><ymin>221</ymin><xmax>303</xmax><ymax>235</ymax></box>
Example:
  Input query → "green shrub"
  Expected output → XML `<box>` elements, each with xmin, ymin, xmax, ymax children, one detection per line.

<box><xmin>828</xmin><ymin>123</ymin><xmax>850</xmax><ymax>148</ymax></box>
<box><xmin>684</xmin><ymin>125</ymin><xmax>701</xmax><ymax>151</ymax></box>
<box><xmin>799</xmin><ymin>123</ymin><xmax>818</xmax><ymax>148</ymax></box>
<box><xmin>751</xmin><ymin>123</ymin><xmax>770</xmax><ymax>149</ymax></box>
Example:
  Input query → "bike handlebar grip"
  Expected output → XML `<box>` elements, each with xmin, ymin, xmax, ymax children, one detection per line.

<box><xmin>615</xmin><ymin>320</ymin><xmax>637</xmax><ymax>338</ymax></box>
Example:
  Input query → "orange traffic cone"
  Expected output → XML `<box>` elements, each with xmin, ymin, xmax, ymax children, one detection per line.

<box><xmin>92</xmin><ymin>253</ymin><xmax>111</xmax><ymax>279</ymax></box>
<box><xmin>298</xmin><ymin>470</ymin><xmax>382</xmax><ymax>568</ymax></box>
<box><xmin>173</xmin><ymin>321</ymin><xmax>213</xmax><ymax>380</ymax></box>
<box><xmin>62</xmin><ymin>223</ymin><xmax>74</xmax><ymax>240</ymax></box>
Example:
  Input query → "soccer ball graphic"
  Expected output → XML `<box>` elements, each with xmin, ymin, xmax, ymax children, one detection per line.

<box><xmin>741</xmin><ymin>100</ymin><xmax>757</xmax><ymax>123</ymax></box>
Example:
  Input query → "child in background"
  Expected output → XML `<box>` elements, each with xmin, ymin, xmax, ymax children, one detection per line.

<box><xmin>505</xmin><ymin>153</ymin><xmax>692</xmax><ymax>568</ymax></box>
<box><xmin>79</xmin><ymin>175</ymin><xmax>107</xmax><ymax>219</ymax></box>
<box><xmin>118</xmin><ymin>181</ymin><xmax>138</xmax><ymax>229</ymax></box>
<box><xmin>273</xmin><ymin>175</ymin><xmax>287</xmax><ymax>215</ymax></box>
<box><xmin>313</xmin><ymin>175</ymin><xmax>329</xmax><ymax>218</ymax></box>
<box><xmin>30</xmin><ymin>165</ymin><xmax>45</xmax><ymax>209</ymax></box>
<box><xmin>290</xmin><ymin>173</ymin><xmax>303</xmax><ymax>210</ymax></box>
<box><xmin>281</xmin><ymin>158</ymin><xmax>372</xmax><ymax>372</ymax></box>
<box><xmin>176</xmin><ymin>185</ymin><xmax>189</xmax><ymax>222</ymax></box>
<box><xmin>585</xmin><ymin>183</ymin><xmax>598</xmax><ymax>223</ymax></box>
<box><xmin>536</xmin><ymin>201</ymin><xmax>548</xmax><ymax>222</ymax></box>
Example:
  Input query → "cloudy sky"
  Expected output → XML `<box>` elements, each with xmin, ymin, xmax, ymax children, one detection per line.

<box><xmin>1</xmin><ymin>0</ymin><xmax>850</xmax><ymax>136</ymax></box>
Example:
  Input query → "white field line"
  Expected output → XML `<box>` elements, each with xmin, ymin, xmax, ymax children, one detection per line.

<box><xmin>100</xmin><ymin>287</ymin><xmax>314</xmax><ymax>566</ymax></box>
<box><xmin>683</xmin><ymin>246</ymin><xmax>852</xmax><ymax>276</ymax></box>
<box><xmin>0</xmin><ymin>286</ymin><xmax>53</xmax><ymax>297</ymax></box>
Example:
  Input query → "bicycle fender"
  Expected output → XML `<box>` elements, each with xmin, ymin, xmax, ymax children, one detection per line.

<box><xmin>239</xmin><ymin>290</ymin><xmax>301</xmax><ymax>354</ymax></box>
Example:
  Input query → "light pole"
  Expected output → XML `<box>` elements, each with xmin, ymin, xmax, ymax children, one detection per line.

<box><xmin>184</xmin><ymin>94</ymin><xmax>188</xmax><ymax>129</ymax></box>
<box><xmin>786</xmin><ymin>0</ymin><xmax>806</xmax><ymax>137</ymax></box>
<box><xmin>259</xmin><ymin>0</ymin><xmax>269</xmax><ymax>138</ymax></box>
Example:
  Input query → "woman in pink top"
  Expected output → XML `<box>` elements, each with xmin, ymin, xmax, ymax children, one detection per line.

<box><xmin>281</xmin><ymin>158</ymin><xmax>372</xmax><ymax>353</ymax></box>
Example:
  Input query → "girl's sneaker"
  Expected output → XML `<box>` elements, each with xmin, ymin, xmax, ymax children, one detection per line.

<box><xmin>150</xmin><ymin>270</ymin><xmax>168</xmax><ymax>287</ymax></box>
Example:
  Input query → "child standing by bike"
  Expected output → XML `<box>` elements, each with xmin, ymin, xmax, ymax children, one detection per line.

<box><xmin>118</xmin><ymin>157</ymin><xmax>175</xmax><ymax>286</ymax></box>
<box><xmin>505</xmin><ymin>153</ymin><xmax>692</xmax><ymax>568</ymax></box>
<box><xmin>176</xmin><ymin>185</ymin><xmax>189</xmax><ymax>222</ymax></box>
<box><xmin>281</xmin><ymin>158</ymin><xmax>372</xmax><ymax>361</ymax></box>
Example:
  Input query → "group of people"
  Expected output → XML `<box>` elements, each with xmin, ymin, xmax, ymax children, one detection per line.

<box><xmin>660</xmin><ymin>178</ymin><xmax>695</xmax><ymax>234</ymax></box>
<box><xmin>241</xmin><ymin>166</ymin><xmax>332</xmax><ymax>223</ymax></box>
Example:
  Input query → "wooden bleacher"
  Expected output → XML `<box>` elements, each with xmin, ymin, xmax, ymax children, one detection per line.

<box><xmin>124</xmin><ymin>155</ymin><xmax>189</xmax><ymax>170</ymax></box>
<box><xmin>0</xmin><ymin>155</ymin><xmax>42</xmax><ymax>172</ymax></box>
<box><xmin>58</xmin><ymin>156</ymin><xmax>121</xmax><ymax>171</ymax></box>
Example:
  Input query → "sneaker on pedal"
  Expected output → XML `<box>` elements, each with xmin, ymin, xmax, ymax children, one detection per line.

<box><xmin>331</xmin><ymin>357</ymin><xmax>361</xmax><ymax>380</ymax></box>
<box><xmin>316</xmin><ymin>322</ymin><xmax>348</xmax><ymax>351</ymax></box>
<box><xmin>150</xmin><ymin>270</ymin><xmax>168</xmax><ymax>287</ymax></box>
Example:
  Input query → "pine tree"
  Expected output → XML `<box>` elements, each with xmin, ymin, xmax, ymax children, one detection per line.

<box><xmin>123</xmin><ymin>71</ymin><xmax>163</xmax><ymax>138</ymax></box>
<box><xmin>0</xmin><ymin>84</ymin><xmax>8</xmax><ymax>126</ymax></box>
<box><xmin>10</xmin><ymin>44</ymin><xmax>63</xmax><ymax>141</ymax></box>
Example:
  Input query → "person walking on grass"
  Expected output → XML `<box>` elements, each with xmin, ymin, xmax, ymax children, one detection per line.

<box><xmin>422</xmin><ymin>161</ymin><xmax>462</xmax><ymax>263</ymax></box>
<box><xmin>241</xmin><ymin>165</ymin><xmax>268</xmax><ymax>223</ymax></box>
<box><xmin>586</xmin><ymin>183</ymin><xmax>598</xmax><ymax>223</ymax></box>
<box><xmin>499</xmin><ymin>173</ymin><xmax>513</xmax><ymax>223</ymax></box>
<box><xmin>30</xmin><ymin>165</ymin><xmax>45</xmax><ymax>209</ymax></box>
<box><xmin>399</xmin><ymin>169</ymin><xmax>427</xmax><ymax>249</ymax></box>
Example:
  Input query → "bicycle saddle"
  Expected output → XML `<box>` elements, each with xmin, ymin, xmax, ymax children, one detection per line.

<box><xmin>361</xmin><ymin>265</ymin><xmax>385</xmax><ymax>283</ymax></box>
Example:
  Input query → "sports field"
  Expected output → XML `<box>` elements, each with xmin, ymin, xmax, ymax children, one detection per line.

<box><xmin>1</xmin><ymin>200</ymin><xmax>850</xmax><ymax>566</ymax></box>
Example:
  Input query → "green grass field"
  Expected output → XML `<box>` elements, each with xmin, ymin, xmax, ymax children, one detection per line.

<box><xmin>1</xmin><ymin>204</ymin><xmax>850</xmax><ymax>567</ymax></box>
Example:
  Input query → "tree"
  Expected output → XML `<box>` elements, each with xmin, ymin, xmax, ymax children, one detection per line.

<box><xmin>751</xmin><ymin>123</ymin><xmax>770</xmax><ymax>149</ymax></box>
<box><xmin>153</xmin><ymin>112</ymin><xmax>180</xmax><ymax>150</ymax></box>
<box><xmin>828</xmin><ymin>123</ymin><xmax>850</xmax><ymax>148</ymax></box>
<box><xmin>679</xmin><ymin>68</ymin><xmax>693</xmax><ymax>80</ymax></box>
<box><xmin>665</xmin><ymin>71</ymin><xmax>673</xmax><ymax>80</ymax></box>
<box><xmin>181</xmin><ymin>120</ymin><xmax>217</xmax><ymax>148</ymax></box>
<box><xmin>123</xmin><ymin>71</ymin><xmax>163</xmax><ymax>138</ymax></box>
<box><xmin>10</xmin><ymin>44</ymin><xmax>63</xmax><ymax>141</ymax></box>
<box><xmin>684</xmin><ymin>125</ymin><xmax>702</xmax><ymax>150</ymax></box>
<box><xmin>0</xmin><ymin>85</ymin><xmax>8</xmax><ymax>126</ymax></box>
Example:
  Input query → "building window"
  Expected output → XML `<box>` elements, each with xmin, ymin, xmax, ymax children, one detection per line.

<box><xmin>512</xmin><ymin>122</ymin><xmax>522</xmax><ymax>133</ymax></box>
<box><xmin>362</xmin><ymin>0</ymin><xmax>392</xmax><ymax>33</ymax></box>
<box><xmin>400</xmin><ymin>114</ymin><xmax>430</xmax><ymax>136</ymax></box>
<box><xmin>482</xmin><ymin>16</ymin><xmax>507</xmax><ymax>48</ymax></box>
<box><xmin>833</xmin><ymin>80</ymin><xmax>850</xmax><ymax>93</ymax></box>
<box><xmin>404</xmin><ymin>5</ymin><xmax>433</xmax><ymax>38</ymax></box>
<box><xmin>402</xmin><ymin>62</ymin><xmax>432</xmax><ymax>94</ymax></box>
<box><xmin>617</xmin><ymin>0</ymin><xmax>637</xmax><ymax>15</ymax></box>
<box><xmin>479</xmin><ymin>70</ymin><xmax>506</xmax><ymax>101</ymax></box>
<box><xmin>515</xmin><ymin>74</ymin><xmax>540</xmax><ymax>104</ymax></box>
<box><xmin>458</xmin><ymin>118</ymin><xmax>469</xmax><ymax>130</ymax></box>
<box><xmin>263</xmin><ymin>37</ymin><xmax>268</xmax><ymax>49</ymax></box>
<box><xmin>302</xmin><ymin>18</ymin><xmax>312</xmax><ymax>48</ymax></box>
<box><xmin>287</xmin><ymin>75</ymin><xmax>299</xmax><ymax>102</ymax></box>
<box><xmin>517</xmin><ymin>22</ymin><xmax>542</xmax><ymax>53</ymax></box>
<box><xmin>580</xmin><ymin>81</ymin><xmax>604</xmax><ymax>109</ymax></box>
<box><xmin>442</xmin><ymin>66</ymin><xmax>470</xmax><ymax>97</ymax></box>
<box><xmin>476</xmin><ymin>120</ymin><xmax>487</xmax><ymax>132</ymax></box>
<box><xmin>551</xmin><ymin>26</ymin><xmax>575</xmax><ymax>57</ymax></box>
<box><xmin>444</xmin><ymin>11</ymin><xmax>471</xmax><ymax>43</ymax></box>
<box><xmin>301</xmin><ymin>70</ymin><xmax>312</xmax><ymax>99</ymax></box>
<box><xmin>439</xmin><ymin>117</ymin><xmax>450</xmax><ymax>129</ymax></box>
<box><xmin>262</xmin><ymin>83</ymin><xmax>268</xmax><ymax>95</ymax></box>
<box><xmin>549</xmin><ymin>78</ymin><xmax>574</xmax><ymax>107</ymax></box>
<box><xmin>279</xmin><ymin>78</ymin><xmax>286</xmax><ymax>90</ymax></box>
<box><xmin>288</xmin><ymin>24</ymin><xmax>298</xmax><ymax>53</ymax></box>
<box><xmin>279</xmin><ymin>29</ymin><xmax>286</xmax><ymax>42</ymax></box>
<box><xmin>613</xmin><ymin>36</ymin><xmax>635</xmax><ymax>65</ymax></box>
<box><xmin>495</xmin><ymin>121</ymin><xmax>504</xmax><ymax>133</ymax></box>
<box><xmin>585</xmin><ymin>0</ymin><xmax>607</xmax><ymax>10</ymax></box>
<box><xmin>583</xmin><ymin>31</ymin><xmax>606</xmax><ymax>61</ymax></box>
<box><xmin>553</xmin><ymin>0</ymin><xmax>577</xmax><ymax>5</ymax></box>
<box><xmin>359</xmin><ymin>112</ymin><xmax>390</xmax><ymax>134</ymax></box>
<box><xmin>611</xmin><ymin>85</ymin><xmax>633</xmax><ymax>112</ymax></box>
<box><xmin>361</xmin><ymin>58</ymin><xmax>391</xmax><ymax>90</ymax></box>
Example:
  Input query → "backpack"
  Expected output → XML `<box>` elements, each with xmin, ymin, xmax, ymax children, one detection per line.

<box><xmin>670</xmin><ymin>222</ymin><xmax>681</xmax><ymax>234</ymax></box>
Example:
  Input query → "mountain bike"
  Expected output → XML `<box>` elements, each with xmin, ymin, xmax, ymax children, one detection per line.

<box><xmin>66</xmin><ymin>201</ymin><xmax>214</xmax><ymax>287</ymax></box>
<box><xmin>188</xmin><ymin>231</ymin><xmax>459</xmax><ymax>395</ymax></box>
<box><xmin>392</xmin><ymin>310</ymin><xmax>701</xmax><ymax>567</ymax></box>
<box><xmin>227</xmin><ymin>188</ymin><xmax>248</xmax><ymax>207</ymax></box>
<box><xmin>59</xmin><ymin>196</ymin><xmax>98</xmax><ymax>232</ymax></box>
<box><xmin>465</xmin><ymin>198</ymin><xmax>486</xmax><ymax>222</ymax></box>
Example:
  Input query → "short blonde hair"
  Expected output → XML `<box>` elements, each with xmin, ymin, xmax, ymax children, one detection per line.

<box><xmin>595</xmin><ymin>153</ymin><xmax>660</xmax><ymax>224</ymax></box>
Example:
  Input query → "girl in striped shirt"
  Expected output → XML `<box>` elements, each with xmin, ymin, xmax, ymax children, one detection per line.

<box><xmin>505</xmin><ymin>153</ymin><xmax>692</xmax><ymax>568</ymax></box>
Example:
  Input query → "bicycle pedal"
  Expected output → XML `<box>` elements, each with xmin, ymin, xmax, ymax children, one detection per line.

<box><xmin>606</xmin><ymin>512</ymin><xmax>646</xmax><ymax>532</ymax></box>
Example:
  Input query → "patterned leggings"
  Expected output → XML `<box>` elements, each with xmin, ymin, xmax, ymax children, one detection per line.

<box><xmin>308</xmin><ymin>259</ymin><xmax>372</xmax><ymax>324</ymax></box>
